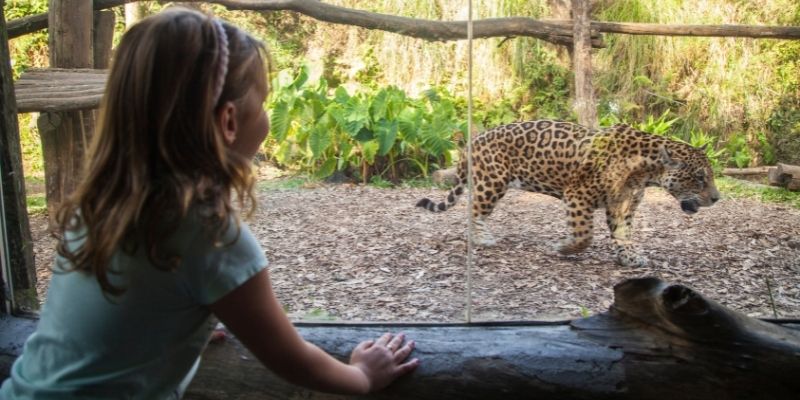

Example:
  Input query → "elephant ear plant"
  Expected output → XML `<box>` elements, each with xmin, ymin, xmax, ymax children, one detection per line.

<box><xmin>267</xmin><ymin>66</ymin><xmax>463</xmax><ymax>183</ymax></box>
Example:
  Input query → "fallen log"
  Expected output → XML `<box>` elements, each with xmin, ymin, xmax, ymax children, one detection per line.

<box><xmin>182</xmin><ymin>277</ymin><xmax>800</xmax><ymax>400</ymax></box>
<box><xmin>768</xmin><ymin>163</ymin><xmax>800</xmax><ymax>191</ymax></box>
<box><xmin>723</xmin><ymin>166</ymin><xmax>769</xmax><ymax>179</ymax></box>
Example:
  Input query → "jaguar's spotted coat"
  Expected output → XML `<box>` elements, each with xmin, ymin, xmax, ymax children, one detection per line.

<box><xmin>416</xmin><ymin>120</ymin><xmax>720</xmax><ymax>267</ymax></box>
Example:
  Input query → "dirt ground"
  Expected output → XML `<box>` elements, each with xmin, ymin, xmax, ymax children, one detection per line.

<box><xmin>30</xmin><ymin>172</ymin><xmax>800</xmax><ymax>322</ymax></box>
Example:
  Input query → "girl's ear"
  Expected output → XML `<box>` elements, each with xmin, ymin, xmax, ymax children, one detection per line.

<box><xmin>217</xmin><ymin>101</ymin><xmax>238</xmax><ymax>145</ymax></box>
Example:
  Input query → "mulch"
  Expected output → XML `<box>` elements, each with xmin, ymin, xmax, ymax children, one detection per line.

<box><xmin>30</xmin><ymin>174</ymin><xmax>800</xmax><ymax>322</ymax></box>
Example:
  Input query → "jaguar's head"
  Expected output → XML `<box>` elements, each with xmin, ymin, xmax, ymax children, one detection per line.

<box><xmin>658</xmin><ymin>145</ymin><xmax>720</xmax><ymax>214</ymax></box>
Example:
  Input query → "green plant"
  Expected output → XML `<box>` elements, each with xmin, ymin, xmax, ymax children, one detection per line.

<box><xmin>636</xmin><ymin>110</ymin><xmax>679</xmax><ymax>136</ymax></box>
<box><xmin>725</xmin><ymin>133</ymin><xmax>752</xmax><ymax>168</ymax></box>
<box><xmin>26</xmin><ymin>194</ymin><xmax>47</xmax><ymax>215</ymax></box>
<box><xmin>756</xmin><ymin>132</ymin><xmax>777</xmax><ymax>165</ymax></box>
<box><xmin>267</xmin><ymin>67</ymin><xmax>463</xmax><ymax>183</ymax></box>
<box><xmin>687</xmin><ymin>130</ymin><xmax>726</xmax><ymax>173</ymax></box>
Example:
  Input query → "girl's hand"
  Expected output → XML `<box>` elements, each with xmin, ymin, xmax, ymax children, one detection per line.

<box><xmin>349</xmin><ymin>332</ymin><xmax>420</xmax><ymax>393</ymax></box>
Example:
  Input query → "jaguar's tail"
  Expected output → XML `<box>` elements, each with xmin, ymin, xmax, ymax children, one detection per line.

<box><xmin>416</xmin><ymin>164</ymin><xmax>467</xmax><ymax>212</ymax></box>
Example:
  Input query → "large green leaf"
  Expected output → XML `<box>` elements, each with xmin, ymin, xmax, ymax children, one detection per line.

<box><xmin>314</xmin><ymin>157</ymin><xmax>337</xmax><ymax>179</ymax></box>
<box><xmin>290</xmin><ymin>65</ymin><xmax>309</xmax><ymax>90</ymax></box>
<box><xmin>270</xmin><ymin>100</ymin><xmax>291</xmax><ymax>143</ymax></box>
<box><xmin>375</xmin><ymin>119</ymin><xmax>398</xmax><ymax>156</ymax></box>
<box><xmin>398</xmin><ymin>107</ymin><xmax>422</xmax><ymax>142</ymax></box>
<box><xmin>309</xmin><ymin>126</ymin><xmax>332</xmax><ymax>160</ymax></box>
<box><xmin>370</xmin><ymin>89</ymin><xmax>389</xmax><ymax>121</ymax></box>
<box><xmin>361</xmin><ymin>140</ymin><xmax>380</xmax><ymax>164</ymax></box>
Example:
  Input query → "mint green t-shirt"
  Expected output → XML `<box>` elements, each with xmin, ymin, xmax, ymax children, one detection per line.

<box><xmin>0</xmin><ymin>214</ymin><xmax>267</xmax><ymax>399</ymax></box>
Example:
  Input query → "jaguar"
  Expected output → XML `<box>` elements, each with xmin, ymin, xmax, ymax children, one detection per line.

<box><xmin>416</xmin><ymin>120</ymin><xmax>720</xmax><ymax>267</ymax></box>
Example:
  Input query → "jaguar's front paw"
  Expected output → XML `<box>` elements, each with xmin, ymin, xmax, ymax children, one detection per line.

<box><xmin>617</xmin><ymin>251</ymin><xmax>648</xmax><ymax>268</ymax></box>
<box><xmin>556</xmin><ymin>238</ymin><xmax>590</xmax><ymax>254</ymax></box>
<box><xmin>473</xmin><ymin>233</ymin><xmax>497</xmax><ymax>247</ymax></box>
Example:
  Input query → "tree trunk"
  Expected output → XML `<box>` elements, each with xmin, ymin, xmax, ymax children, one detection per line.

<box><xmin>0</xmin><ymin>0</ymin><xmax>37</xmax><ymax>312</ymax></box>
<box><xmin>182</xmin><ymin>277</ymin><xmax>800</xmax><ymax>400</ymax></box>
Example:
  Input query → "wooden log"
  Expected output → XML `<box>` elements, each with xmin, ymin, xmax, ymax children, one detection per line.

<box><xmin>767</xmin><ymin>164</ymin><xmax>800</xmax><ymax>190</ymax></box>
<box><xmin>1</xmin><ymin>278</ymin><xmax>799</xmax><ymax>398</ymax></box>
<box><xmin>0</xmin><ymin>0</ymin><xmax>38</xmax><ymax>312</ymax></box>
<box><xmin>768</xmin><ymin>167</ymin><xmax>786</xmax><ymax>187</ymax></box>
<box><xmin>776</xmin><ymin>163</ymin><xmax>800</xmax><ymax>179</ymax></box>
<box><xmin>431</xmin><ymin>167</ymin><xmax>458</xmax><ymax>186</ymax></box>
<box><xmin>571</xmin><ymin>0</ymin><xmax>598</xmax><ymax>129</ymax></box>
<box><xmin>181</xmin><ymin>277</ymin><xmax>800</xmax><ymax>399</ymax></box>
<box><xmin>722</xmin><ymin>166</ymin><xmax>770</xmax><ymax>177</ymax></box>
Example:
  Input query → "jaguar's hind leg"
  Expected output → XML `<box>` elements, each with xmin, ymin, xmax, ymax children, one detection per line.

<box><xmin>469</xmin><ymin>179</ymin><xmax>508</xmax><ymax>247</ymax></box>
<box><xmin>472</xmin><ymin>216</ymin><xmax>497</xmax><ymax>246</ymax></box>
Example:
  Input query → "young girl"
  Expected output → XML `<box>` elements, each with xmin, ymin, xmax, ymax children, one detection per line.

<box><xmin>1</xmin><ymin>7</ymin><xmax>418</xmax><ymax>399</ymax></box>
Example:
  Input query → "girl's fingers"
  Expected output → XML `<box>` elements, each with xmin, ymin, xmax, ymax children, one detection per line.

<box><xmin>386</xmin><ymin>332</ymin><xmax>405</xmax><ymax>352</ymax></box>
<box><xmin>395</xmin><ymin>358</ymin><xmax>420</xmax><ymax>376</ymax></box>
<box><xmin>374</xmin><ymin>332</ymin><xmax>393</xmax><ymax>347</ymax></box>
<box><xmin>357</xmin><ymin>339</ymin><xmax>375</xmax><ymax>351</ymax></box>
<box><xmin>393</xmin><ymin>340</ymin><xmax>415</xmax><ymax>362</ymax></box>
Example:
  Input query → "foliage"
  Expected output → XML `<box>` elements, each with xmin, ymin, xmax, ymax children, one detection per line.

<box><xmin>724</xmin><ymin>133</ymin><xmax>752</xmax><ymax>169</ymax></box>
<box><xmin>266</xmin><ymin>66</ymin><xmax>466</xmax><ymax>182</ymax></box>
<box><xmin>5</xmin><ymin>0</ymin><xmax>49</xmax><ymax>79</ymax></box>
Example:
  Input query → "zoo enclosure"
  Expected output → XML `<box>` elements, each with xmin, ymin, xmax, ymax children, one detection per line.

<box><xmin>2</xmin><ymin>1</ymin><xmax>800</xmax><ymax>398</ymax></box>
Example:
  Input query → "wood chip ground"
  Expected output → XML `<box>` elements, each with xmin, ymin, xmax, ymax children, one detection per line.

<box><xmin>30</xmin><ymin>170</ymin><xmax>800</xmax><ymax>322</ymax></box>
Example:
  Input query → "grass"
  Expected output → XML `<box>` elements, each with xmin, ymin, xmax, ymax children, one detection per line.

<box><xmin>256</xmin><ymin>175</ymin><xmax>318</xmax><ymax>191</ymax></box>
<box><xmin>716</xmin><ymin>176</ymin><xmax>800</xmax><ymax>209</ymax></box>
<box><xmin>26</xmin><ymin>194</ymin><xmax>47</xmax><ymax>215</ymax></box>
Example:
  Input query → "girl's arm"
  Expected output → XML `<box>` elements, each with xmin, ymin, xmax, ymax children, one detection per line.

<box><xmin>209</xmin><ymin>269</ymin><xmax>419</xmax><ymax>394</ymax></box>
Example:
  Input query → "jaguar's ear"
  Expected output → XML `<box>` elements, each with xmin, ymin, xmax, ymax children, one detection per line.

<box><xmin>659</xmin><ymin>146</ymin><xmax>683</xmax><ymax>169</ymax></box>
<box><xmin>698</xmin><ymin>143</ymin><xmax>709</xmax><ymax>152</ymax></box>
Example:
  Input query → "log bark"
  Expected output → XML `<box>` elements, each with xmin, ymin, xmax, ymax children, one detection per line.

<box><xmin>1</xmin><ymin>278</ymin><xmax>799</xmax><ymax>398</ymax></box>
<box><xmin>182</xmin><ymin>277</ymin><xmax>800</xmax><ymax>400</ymax></box>
<box><xmin>0</xmin><ymin>0</ymin><xmax>38</xmax><ymax>312</ymax></box>
<box><xmin>571</xmin><ymin>0</ymin><xmax>598</xmax><ymax>129</ymax></box>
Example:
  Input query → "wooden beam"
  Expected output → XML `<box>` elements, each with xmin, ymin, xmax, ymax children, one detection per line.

<box><xmin>9</xmin><ymin>0</ymin><xmax>603</xmax><ymax>47</ymax></box>
<box><xmin>14</xmin><ymin>68</ymin><xmax>107</xmax><ymax>113</ymax></box>
<box><xmin>592</xmin><ymin>21</ymin><xmax>800</xmax><ymax>40</ymax></box>
<box><xmin>0</xmin><ymin>0</ymin><xmax>38</xmax><ymax>312</ymax></box>
<box><xmin>571</xmin><ymin>0</ymin><xmax>597</xmax><ymax>129</ymax></box>
<box><xmin>183</xmin><ymin>277</ymin><xmax>800</xmax><ymax>399</ymax></box>
<box><xmin>8</xmin><ymin>0</ymin><xmax>133</xmax><ymax>39</ymax></box>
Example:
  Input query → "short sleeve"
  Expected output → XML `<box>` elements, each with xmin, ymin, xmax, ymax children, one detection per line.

<box><xmin>182</xmin><ymin>220</ymin><xmax>268</xmax><ymax>305</ymax></box>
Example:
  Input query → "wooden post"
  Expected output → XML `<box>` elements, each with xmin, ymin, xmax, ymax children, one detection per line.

<box><xmin>0</xmin><ymin>0</ymin><xmax>38</xmax><ymax>312</ymax></box>
<box><xmin>93</xmin><ymin>10</ymin><xmax>116</xmax><ymax>69</ymax></box>
<box><xmin>40</xmin><ymin>0</ymin><xmax>95</xmax><ymax>223</ymax></box>
<box><xmin>571</xmin><ymin>0</ymin><xmax>598</xmax><ymax>129</ymax></box>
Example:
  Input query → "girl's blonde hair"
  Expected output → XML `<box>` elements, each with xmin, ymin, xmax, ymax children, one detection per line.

<box><xmin>55</xmin><ymin>7</ymin><xmax>270</xmax><ymax>295</ymax></box>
